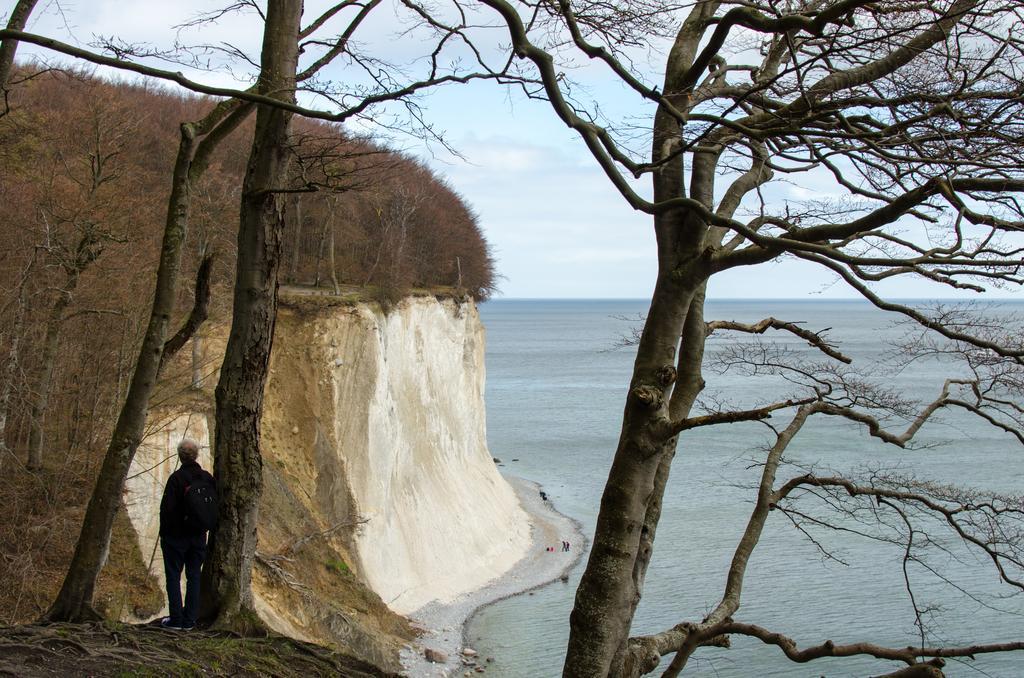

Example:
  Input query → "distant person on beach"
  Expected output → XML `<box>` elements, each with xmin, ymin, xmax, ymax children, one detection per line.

<box><xmin>159</xmin><ymin>438</ymin><xmax>217</xmax><ymax>630</ymax></box>
<box><xmin>539</xmin><ymin>490</ymin><xmax>548</xmax><ymax>501</ymax></box>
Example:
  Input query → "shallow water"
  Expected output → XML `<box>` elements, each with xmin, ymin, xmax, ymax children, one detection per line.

<box><xmin>469</xmin><ymin>299</ymin><xmax>1024</xmax><ymax>677</ymax></box>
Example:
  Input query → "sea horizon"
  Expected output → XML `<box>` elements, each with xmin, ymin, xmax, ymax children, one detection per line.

<box><xmin>481</xmin><ymin>301</ymin><xmax>1024</xmax><ymax>305</ymax></box>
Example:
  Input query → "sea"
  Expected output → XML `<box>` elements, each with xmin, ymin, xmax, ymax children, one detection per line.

<box><xmin>468</xmin><ymin>299</ymin><xmax>1024</xmax><ymax>677</ymax></box>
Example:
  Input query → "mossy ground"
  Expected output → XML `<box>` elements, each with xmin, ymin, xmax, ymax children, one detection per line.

<box><xmin>0</xmin><ymin>621</ymin><xmax>399</xmax><ymax>677</ymax></box>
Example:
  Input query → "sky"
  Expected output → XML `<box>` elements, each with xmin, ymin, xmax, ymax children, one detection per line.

<box><xmin>11</xmin><ymin>0</ymin><xmax>1023</xmax><ymax>300</ymax></box>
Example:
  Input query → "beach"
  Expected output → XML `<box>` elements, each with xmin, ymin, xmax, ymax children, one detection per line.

<box><xmin>399</xmin><ymin>475</ymin><xmax>584</xmax><ymax>677</ymax></box>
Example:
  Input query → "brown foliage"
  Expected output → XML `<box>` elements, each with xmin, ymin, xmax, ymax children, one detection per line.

<box><xmin>283</xmin><ymin>118</ymin><xmax>497</xmax><ymax>300</ymax></box>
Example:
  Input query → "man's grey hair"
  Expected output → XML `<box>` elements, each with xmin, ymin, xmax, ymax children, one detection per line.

<box><xmin>177</xmin><ymin>438</ymin><xmax>200</xmax><ymax>463</ymax></box>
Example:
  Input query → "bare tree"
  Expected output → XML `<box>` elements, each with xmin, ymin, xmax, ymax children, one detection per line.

<box><xmin>23</xmin><ymin>97</ymin><xmax>137</xmax><ymax>471</ymax></box>
<box><xmin>200</xmin><ymin>0</ymin><xmax>305</xmax><ymax>632</ymax></box>
<box><xmin>202</xmin><ymin>0</ymin><xmax>515</xmax><ymax>631</ymax></box>
<box><xmin>24</xmin><ymin>230</ymin><xmax>104</xmax><ymax>471</ymax></box>
<box><xmin>480</xmin><ymin>0</ymin><xmax>1024</xmax><ymax>675</ymax></box>
<box><xmin>0</xmin><ymin>253</ymin><xmax>35</xmax><ymax>467</ymax></box>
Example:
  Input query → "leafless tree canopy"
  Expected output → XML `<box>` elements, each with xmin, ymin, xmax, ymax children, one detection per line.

<box><xmin>478</xmin><ymin>0</ymin><xmax>1024</xmax><ymax>675</ymax></box>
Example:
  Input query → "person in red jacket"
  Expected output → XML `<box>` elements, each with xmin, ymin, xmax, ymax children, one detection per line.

<box><xmin>159</xmin><ymin>438</ymin><xmax>215</xmax><ymax>630</ymax></box>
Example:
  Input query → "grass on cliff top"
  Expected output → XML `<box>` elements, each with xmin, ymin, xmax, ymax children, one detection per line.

<box><xmin>0</xmin><ymin>621</ymin><xmax>400</xmax><ymax>678</ymax></box>
<box><xmin>278</xmin><ymin>283</ymin><xmax>470</xmax><ymax>314</ymax></box>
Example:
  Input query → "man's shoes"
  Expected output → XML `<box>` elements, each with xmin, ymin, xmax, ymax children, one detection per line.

<box><xmin>160</xmin><ymin>617</ymin><xmax>191</xmax><ymax>631</ymax></box>
<box><xmin>160</xmin><ymin>617</ymin><xmax>181</xmax><ymax>630</ymax></box>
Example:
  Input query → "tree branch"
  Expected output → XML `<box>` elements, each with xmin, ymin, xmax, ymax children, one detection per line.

<box><xmin>158</xmin><ymin>253</ymin><xmax>213</xmax><ymax>373</ymax></box>
<box><xmin>722</xmin><ymin>620</ymin><xmax>1024</xmax><ymax>665</ymax></box>
<box><xmin>774</xmin><ymin>474</ymin><xmax>1024</xmax><ymax>589</ymax></box>
<box><xmin>0</xmin><ymin>0</ymin><xmax>38</xmax><ymax>92</ymax></box>
<box><xmin>790</xmin><ymin>251</ymin><xmax>1024</xmax><ymax>361</ymax></box>
<box><xmin>706</xmin><ymin>317</ymin><xmax>852</xmax><ymax>363</ymax></box>
<box><xmin>0</xmin><ymin>28</ymin><xmax>512</xmax><ymax>125</ymax></box>
<box><xmin>660</xmin><ymin>397</ymin><xmax>816</xmax><ymax>439</ymax></box>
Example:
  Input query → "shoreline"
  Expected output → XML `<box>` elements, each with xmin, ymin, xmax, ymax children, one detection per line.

<box><xmin>399</xmin><ymin>475</ymin><xmax>585</xmax><ymax>677</ymax></box>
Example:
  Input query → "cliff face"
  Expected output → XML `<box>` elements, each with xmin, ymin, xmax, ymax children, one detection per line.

<box><xmin>124</xmin><ymin>294</ymin><xmax>530</xmax><ymax>665</ymax></box>
<box><xmin>332</xmin><ymin>299</ymin><xmax>529</xmax><ymax>611</ymax></box>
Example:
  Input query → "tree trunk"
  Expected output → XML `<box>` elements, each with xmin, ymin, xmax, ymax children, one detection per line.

<box><xmin>191</xmin><ymin>332</ymin><xmax>203</xmax><ymax>388</ymax></box>
<box><xmin>288</xmin><ymin>193</ymin><xmax>302</xmax><ymax>283</ymax></box>
<box><xmin>0</xmin><ymin>277</ymin><xmax>29</xmax><ymax>467</ymax></box>
<box><xmin>313</xmin><ymin>219</ymin><xmax>328</xmax><ymax>287</ymax></box>
<box><xmin>0</xmin><ymin>0</ymin><xmax>38</xmax><ymax>91</ymax></box>
<box><xmin>43</xmin><ymin>96</ymin><xmax>253</xmax><ymax>621</ymax></box>
<box><xmin>564</xmin><ymin>275</ymin><xmax>695</xmax><ymax>677</ymax></box>
<box><xmin>201</xmin><ymin>0</ymin><xmax>302</xmax><ymax>633</ymax></box>
<box><xmin>25</xmin><ymin>277</ymin><xmax>78</xmax><ymax>470</ymax></box>
<box><xmin>618</xmin><ymin>286</ymin><xmax>710</xmax><ymax>677</ymax></box>
<box><xmin>564</xmin><ymin>98</ymin><xmax>716</xmax><ymax>676</ymax></box>
<box><xmin>328</xmin><ymin>216</ymin><xmax>340</xmax><ymax>295</ymax></box>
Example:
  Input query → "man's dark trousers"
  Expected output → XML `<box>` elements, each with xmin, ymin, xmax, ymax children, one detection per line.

<box><xmin>161</xmin><ymin>533</ymin><xmax>207</xmax><ymax>627</ymax></box>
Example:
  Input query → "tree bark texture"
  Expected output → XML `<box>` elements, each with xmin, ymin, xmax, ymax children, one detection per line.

<box><xmin>564</xmin><ymin>274</ymin><xmax>704</xmax><ymax>677</ymax></box>
<box><xmin>202</xmin><ymin>0</ymin><xmax>302</xmax><ymax>633</ymax></box>
<box><xmin>617</xmin><ymin>286</ymin><xmax>710</xmax><ymax>677</ymax></box>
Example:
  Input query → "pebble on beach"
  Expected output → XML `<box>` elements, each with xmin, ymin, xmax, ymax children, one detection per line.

<box><xmin>425</xmin><ymin>648</ymin><xmax>448</xmax><ymax>663</ymax></box>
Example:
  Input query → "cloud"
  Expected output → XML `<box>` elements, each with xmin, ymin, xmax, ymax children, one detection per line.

<box><xmin>545</xmin><ymin>247</ymin><xmax>651</xmax><ymax>265</ymax></box>
<box><xmin>449</xmin><ymin>140</ymin><xmax>555</xmax><ymax>174</ymax></box>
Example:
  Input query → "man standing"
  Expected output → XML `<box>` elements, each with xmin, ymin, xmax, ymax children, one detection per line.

<box><xmin>159</xmin><ymin>438</ymin><xmax>216</xmax><ymax>630</ymax></box>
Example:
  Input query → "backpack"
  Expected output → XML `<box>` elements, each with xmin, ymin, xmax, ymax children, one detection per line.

<box><xmin>183</xmin><ymin>472</ymin><xmax>218</xmax><ymax>532</ymax></box>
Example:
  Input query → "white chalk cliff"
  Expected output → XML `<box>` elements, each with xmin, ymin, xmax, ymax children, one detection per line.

<box><xmin>336</xmin><ymin>300</ymin><xmax>530</xmax><ymax>612</ymax></box>
<box><xmin>125</xmin><ymin>294</ymin><xmax>530</xmax><ymax>631</ymax></box>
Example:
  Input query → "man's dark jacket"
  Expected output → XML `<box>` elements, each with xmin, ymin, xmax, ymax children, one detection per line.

<box><xmin>159</xmin><ymin>460</ymin><xmax>216</xmax><ymax>538</ymax></box>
